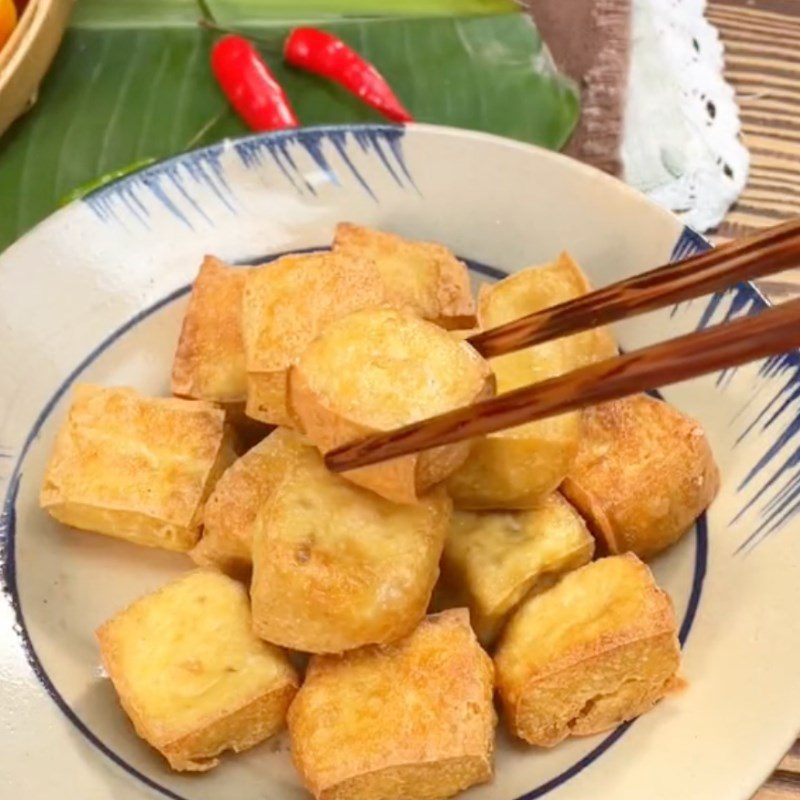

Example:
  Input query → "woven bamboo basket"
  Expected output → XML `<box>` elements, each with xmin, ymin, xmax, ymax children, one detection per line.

<box><xmin>0</xmin><ymin>0</ymin><xmax>74</xmax><ymax>136</ymax></box>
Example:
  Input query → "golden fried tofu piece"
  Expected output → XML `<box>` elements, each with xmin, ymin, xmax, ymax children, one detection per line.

<box><xmin>334</xmin><ymin>223</ymin><xmax>476</xmax><ymax>329</ymax></box>
<box><xmin>40</xmin><ymin>385</ymin><xmax>236</xmax><ymax>552</ymax></box>
<box><xmin>289</xmin><ymin>609</ymin><xmax>495</xmax><ymax>800</ymax></box>
<box><xmin>191</xmin><ymin>428</ymin><xmax>315</xmax><ymax>578</ymax></box>
<box><xmin>477</xmin><ymin>251</ymin><xmax>617</xmax><ymax>366</ymax></box>
<box><xmin>446</xmin><ymin>341</ymin><xmax>580</xmax><ymax>509</ymax></box>
<box><xmin>245</xmin><ymin>371</ymin><xmax>291</xmax><ymax>428</ymax></box>
<box><xmin>289</xmin><ymin>306</ymin><xmax>494</xmax><ymax>504</ymax></box>
<box><xmin>441</xmin><ymin>494</ymin><xmax>594</xmax><ymax>645</ymax></box>
<box><xmin>242</xmin><ymin>251</ymin><xmax>385</xmax><ymax>427</ymax></box>
<box><xmin>447</xmin><ymin>254</ymin><xmax>615</xmax><ymax>509</ymax></box>
<box><xmin>97</xmin><ymin>570</ymin><xmax>298</xmax><ymax>771</ymax></box>
<box><xmin>561</xmin><ymin>394</ymin><xmax>719</xmax><ymax>559</ymax></box>
<box><xmin>171</xmin><ymin>256</ymin><xmax>248</xmax><ymax>404</ymax></box>
<box><xmin>251</xmin><ymin>448</ymin><xmax>451</xmax><ymax>653</ymax></box>
<box><xmin>495</xmin><ymin>554</ymin><xmax>681</xmax><ymax>747</ymax></box>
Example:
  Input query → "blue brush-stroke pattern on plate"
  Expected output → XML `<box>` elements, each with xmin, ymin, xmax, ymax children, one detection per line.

<box><xmin>671</xmin><ymin>227</ymin><xmax>800</xmax><ymax>551</ymax></box>
<box><xmin>83</xmin><ymin>125</ymin><xmax>412</xmax><ymax>229</ymax></box>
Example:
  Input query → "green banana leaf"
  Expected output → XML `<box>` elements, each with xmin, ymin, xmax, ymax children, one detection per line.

<box><xmin>0</xmin><ymin>0</ymin><xmax>579</xmax><ymax>250</ymax></box>
<box><xmin>74</xmin><ymin>0</ymin><xmax>523</xmax><ymax>24</ymax></box>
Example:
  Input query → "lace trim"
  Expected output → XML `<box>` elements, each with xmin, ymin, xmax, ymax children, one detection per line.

<box><xmin>621</xmin><ymin>0</ymin><xmax>749</xmax><ymax>232</ymax></box>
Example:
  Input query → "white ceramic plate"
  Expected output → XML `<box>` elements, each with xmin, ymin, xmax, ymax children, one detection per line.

<box><xmin>1</xmin><ymin>124</ymin><xmax>799</xmax><ymax>800</ymax></box>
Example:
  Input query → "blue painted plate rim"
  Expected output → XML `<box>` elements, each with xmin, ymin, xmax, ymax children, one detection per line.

<box><xmin>76</xmin><ymin>122</ymin><xmax>408</xmax><ymax>206</ymax></box>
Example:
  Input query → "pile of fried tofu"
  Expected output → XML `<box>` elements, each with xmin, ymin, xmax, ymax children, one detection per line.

<box><xmin>39</xmin><ymin>224</ymin><xmax>720</xmax><ymax>799</ymax></box>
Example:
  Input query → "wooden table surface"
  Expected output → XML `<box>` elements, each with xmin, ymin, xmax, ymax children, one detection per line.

<box><xmin>757</xmin><ymin>740</ymin><xmax>800</xmax><ymax>799</ymax></box>
<box><xmin>710</xmin><ymin>0</ymin><xmax>800</xmax><ymax>300</ymax></box>
<box><xmin>708</xmin><ymin>3</ymin><xmax>800</xmax><ymax>795</ymax></box>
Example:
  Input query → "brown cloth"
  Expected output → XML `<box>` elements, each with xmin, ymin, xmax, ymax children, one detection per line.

<box><xmin>524</xmin><ymin>0</ymin><xmax>632</xmax><ymax>176</ymax></box>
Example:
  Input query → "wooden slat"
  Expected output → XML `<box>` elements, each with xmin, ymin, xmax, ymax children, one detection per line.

<box><xmin>740</xmin><ymin>152</ymin><xmax>800</xmax><ymax>172</ymax></box>
<box><xmin>713</xmin><ymin>23</ymin><xmax>800</xmax><ymax>47</ymax></box>
<box><xmin>735</xmin><ymin>193</ymin><xmax>800</xmax><ymax>214</ymax></box>
<box><xmin>741</xmin><ymin>110</ymin><xmax>800</xmax><ymax>129</ymax></box>
<box><xmin>779</xmin><ymin>739</ymin><xmax>800</xmax><ymax>774</ymax></box>
<box><xmin>754</xmin><ymin>774</ymin><xmax>800</xmax><ymax>800</ymax></box>
<box><xmin>740</xmin><ymin>99</ymin><xmax>800</xmax><ymax>115</ymax></box>
<box><xmin>710</xmin><ymin>0</ymin><xmax>800</xmax><ymax>239</ymax></box>
<box><xmin>737</xmin><ymin>86</ymin><xmax>800</xmax><ymax>103</ymax></box>
<box><xmin>723</xmin><ymin>209</ymin><xmax>780</xmax><ymax>229</ymax></box>
<box><xmin>748</xmin><ymin>174</ymin><xmax>800</xmax><ymax>194</ymax></box>
<box><xmin>724</xmin><ymin>39</ymin><xmax>800</xmax><ymax>61</ymax></box>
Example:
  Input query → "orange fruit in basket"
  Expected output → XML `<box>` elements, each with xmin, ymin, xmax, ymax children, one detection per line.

<box><xmin>0</xmin><ymin>0</ymin><xmax>18</xmax><ymax>50</ymax></box>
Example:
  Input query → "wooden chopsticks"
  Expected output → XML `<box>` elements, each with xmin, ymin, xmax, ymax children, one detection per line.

<box><xmin>468</xmin><ymin>217</ymin><xmax>800</xmax><ymax>358</ymax></box>
<box><xmin>325</xmin><ymin>220</ymin><xmax>800</xmax><ymax>473</ymax></box>
<box><xmin>326</xmin><ymin>296</ymin><xmax>800</xmax><ymax>472</ymax></box>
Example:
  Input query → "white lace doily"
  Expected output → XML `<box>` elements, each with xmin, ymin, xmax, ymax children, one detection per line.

<box><xmin>621</xmin><ymin>0</ymin><xmax>749</xmax><ymax>232</ymax></box>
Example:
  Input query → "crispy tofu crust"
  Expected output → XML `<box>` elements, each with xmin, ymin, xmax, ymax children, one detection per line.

<box><xmin>446</xmin><ymin>336</ymin><xmax>582</xmax><ymax>508</ymax></box>
<box><xmin>40</xmin><ymin>385</ymin><xmax>236</xmax><ymax>551</ymax></box>
<box><xmin>289</xmin><ymin>307</ymin><xmax>494</xmax><ymax>504</ymax></box>
<box><xmin>447</xmin><ymin>254</ymin><xmax>616</xmax><ymax>509</ymax></box>
<box><xmin>561</xmin><ymin>394</ymin><xmax>720</xmax><ymax>559</ymax></box>
<box><xmin>288</xmin><ymin>609</ymin><xmax>495</xmax><ymax>800</ymax></box>
<box><xmin>440</xmin><ymin>494</ymin><xmax>595</xmax><ymax>645</ymax></box>
<box><xmin>246</xmin><ymin>370</ymin><xmax>293</xmax><ymax>428</ymax></box>
<box><xmin>171</xmin><ymin>256</ymin><xmax>249</xmax><ymax>404</ymax></box>
<box><xmin>477</xmin><ymin>252</ymin><xmax>618</xmax><ymax>366</ymax></box>
<box><xmin>242</xmin><ymin>251</ymin><xmax>385</xmax><ymax>426</ymax></box>
<box><xmin>547</xmin><ymin>251</ymin><xmax>618</xmax><ymax>364</ymax></box>
<box><xmin>333</xmin><ymin>223</ymin><xmax>476</xmax><ymax>329</ymax></box>
<box><xmin>250</xmin><ymin>448</ymin><xmax>452</xmax><ymax>653</ymax></box>
<box><xmin>494</xmin><ymin>554</ymin><xmax>681</xmax><ymax>746</ymax></box>
<box><xmin>97</xmin><ymin>570</ymin><xmax>299</xmax><ymax>771</ymax></box>
<box><xmin>191</xmin><ymin>428</ymin><xmax>315</xmax><ymax>578</ymax></box>
<box><xmin>446</xmin><ymin>406</ymin><xmax>582</xmax><ymax>510</ymax></box>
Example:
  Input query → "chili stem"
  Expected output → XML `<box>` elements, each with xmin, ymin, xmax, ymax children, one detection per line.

<box><xmin>184</xmin><ymin>109</ymin><xmax>229</xmax><ymax>150</ymax></box>
<box><xmin>198</xmin><ymin>18</ymin><xmax>281</xmax><ymax>54</ymax></box>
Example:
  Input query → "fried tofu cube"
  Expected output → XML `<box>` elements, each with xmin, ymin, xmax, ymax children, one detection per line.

<box><xmin>242</xmin><ymin>251</ymin><xmax>385</xmax><ymax>427</ymax></box>
<box><xmin>447</xmin><ymin>254</ymin><xmax>615</xmax><ymax>509</ymax></box>
<box><xmin>97</xmin><ymin>570</ymin><xmax>299</xmax><ymax>771</ymax></box>
<box><xmin>561</xmin><ymin>394</ymin><xmax>720</xmax><ymax>559</ymax></box>
<box><xmin>40</xmin><ymin>385</ymin><xmax>237</xmax><ymax>551</ymax></box>
<box><xmin>441</xmin><ymin>493</ymin><xmax>594</xmax><ymax>645</ymax></box>
<box><xmin>289</xmin><ymin>609</ymin><xmax>495</xmax><ymax>800</ymax></box>
<box><xmin>334</xmin><ymin>223</ymin><xmax>476</xmax><ymax>329</ymax></box>
<box><xmin>477</xmin><ymin>252</ymin><xmax>618</xmax><ymax>367</ymax></box>
<box><xmin>494</xmin><ymin>554</ymin><xmax>681</xmax><ymax>747</ymax></box>
<box><xmin>191</xmin><ymin>428</ymin><xmax>315</xmax><ymax>578</ymax></box>
<box><xmin>446</xmin><ymin>340</ymin><xmax>581</xmax><ymax>509</ymax></box>
<box><xmin>171</xmin><ymin>256</ymin><xmax>248</xmax><ymax>404</ymax></box>
<box><xmin>289</xmin><ymin>306</ymin><xmax>494</xmax><ymax>504</ymax></box>
<box><xmin>251</xmin><ymin>447</ymin><xmax>451</xmax><ymax>653</ymax></box>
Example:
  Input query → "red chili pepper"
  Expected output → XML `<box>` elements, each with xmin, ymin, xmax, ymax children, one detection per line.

<box><xmin>284</xmin><ymin>28</ymin><xmax>413</xmax><ymax>124</ymax></box>
<box><xmin>211</xmin><ymin>35</ymin><xmax>298</xmax><ymax>131</ymax></box>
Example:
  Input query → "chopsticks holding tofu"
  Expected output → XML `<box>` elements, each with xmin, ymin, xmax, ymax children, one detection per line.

<box><xmin>467</xmin><ymin>217</ymin><xmax>800</xmax><ymax>359</ymax></box>
<box><xmin>326</xmin><ymin>220</ymin><xmax>800</xmax><ymax>473</ymax></box>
